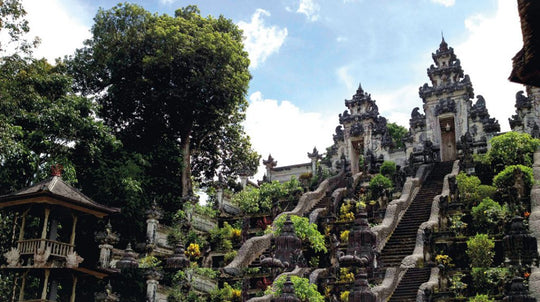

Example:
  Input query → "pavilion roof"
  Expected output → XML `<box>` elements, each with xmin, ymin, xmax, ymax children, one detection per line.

<box><xmin>0</xmin><ymin>176</ymin><xmax>120</xmax><ymax>217</ymax></box>
<box><xmin>509</xmin><ymin>0</ymin><xmax>540</xmax><ymax>87</ymax></box>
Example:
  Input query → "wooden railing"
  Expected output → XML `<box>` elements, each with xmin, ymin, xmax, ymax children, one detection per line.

<box><xmin>17</xmin><ymin>239</ymin><xmax>74</xmax><ymax>257</ymax></box>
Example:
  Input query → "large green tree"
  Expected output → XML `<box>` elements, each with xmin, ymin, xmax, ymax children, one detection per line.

<box><xmin>69</xmin><ymin>4</ymin><xmax>259</xmax><ymax>199</ymax></box>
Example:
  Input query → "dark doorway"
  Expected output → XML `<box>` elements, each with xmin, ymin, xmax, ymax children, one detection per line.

<box><xmin>439</xmin><ymin>117</ymin><xmax>457</xmax><ymax>162</ymax></box>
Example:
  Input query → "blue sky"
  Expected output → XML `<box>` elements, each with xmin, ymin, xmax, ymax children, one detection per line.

<box><xmin>14</xmin><ymin>0</ymin><xmax>524</xmax><ymax>178</ymax></box>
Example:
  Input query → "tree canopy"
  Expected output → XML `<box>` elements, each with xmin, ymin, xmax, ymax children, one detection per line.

<box><xmin>69</xmin><ymin>3</ymin><xmax>259</xmax><ymax>198</ymax></box>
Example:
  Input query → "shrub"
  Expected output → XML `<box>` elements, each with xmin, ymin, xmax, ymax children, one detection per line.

<box><xmin>340</xmin><ymin>230</ymin><xmax>350</xmax><ymax>243</ymax></box>
<box><xmin>368</xmin><ymin>174</ymin><xmax>393</xmax><ymax>199</ymax></box>
<box><xmin>466</xmin><ymin>234</ymin><xmax>495</xmax><ymax>267</ymax></box>
<box><xmin>471</xmin><ymin>267</ymin><xmax>510</xmax><ymax>295</ymax></box>
<box><xmin>488</xmin><ymin>131</ymin><xmax>540</xmax><ymax>173</ymax></box>
<box><xmin>471</xmin><ymin>198</ymin><xmax>509</xmax><ymax>234</ymax></box>
<box><xmin>265</xmin><ymin>275</ymin><xmax>324</xmax><ymax>302</ymax></box>
<box><xmin>469</xmin><ymin>294</ymin><xmax>494</xmax><ymax>302</ymax></box>
<box><xmin>380</xmin><ymin>161</ymin><xmax>397</xmax><ymax>177</ymax></box>
<box><xmin>493</xmin><ymin>164</ymin><xmax>534</xmax><ymax>201</ymax></box>
<box><xmin>224</xmin><ymin>251</ymin><xmax>237</xmax><ymax>264</ymax></box>
<box><xmin>231</xmin><ymin>186</ymin><xmax>268</xmax><ymax>214</ymax></box>
<box><xmin>456</xmin><ymin>172</ymin><xmax>481</xmax><ymax>205</ymax></box>
<box><xmin>231</xmin><ymin>178</ymin><xmax>303</xmax><ymax>214</ymax></box>
<box><xmin>271</xmin><ymin>215</ymin><xmax>327</xmax><ymax>253</ymax></box>
<box><xmin>340</xmin><ymin>291</ymin><xmax>350</xmax><ymax>302</ymax></box>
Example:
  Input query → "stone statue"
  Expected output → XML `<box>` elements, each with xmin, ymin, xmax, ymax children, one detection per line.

<box><xmin>34</xmin><ymin>246</ymin><xmax>51</xmax><ymax>267</ymax></box>
<box><xmin>3</xmin><ymin>247</ymin><xmax>20</xmax><ymax>267</ymax></box>
<box><xmin>66</xmin><ymin>251</ymin><xmax>84</xmax><ymax>268</ymax></box>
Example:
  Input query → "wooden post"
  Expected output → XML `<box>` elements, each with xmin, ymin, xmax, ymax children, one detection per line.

<box><xmin>41</xmin><ymin>269</ymin><xmax>50</xmax><ymax>300</ymax></box>
<box><xmin>41</xmin><ymin>208</ymin><xmax>51</xmax><ymax>239</ymax></box>
<box><xmin>18</xmin><ymin>271</ymin><xmax>28</xmax><ymax>301</ymax></box>
<box><xmin>70</xmin><ymin>275</ymin><xmax>78</xmax><ymax>302</ymax></box>
<box><xmin>70</xmin><ymin>214</ymin><xmax>78</xmax><ymax>246</ymax></box>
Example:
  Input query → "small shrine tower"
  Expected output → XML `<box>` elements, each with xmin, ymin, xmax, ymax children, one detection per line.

<box><xmin>0</xmin><ymin>164</ymin><xmax>120</xmax><ymax>301</ymax></box>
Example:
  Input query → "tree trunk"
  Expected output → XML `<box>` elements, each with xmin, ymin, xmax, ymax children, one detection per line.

<box><xmin>181</xmin><ymin>131</ymin><xmax>192</xmax><ymax>197</ymax></box>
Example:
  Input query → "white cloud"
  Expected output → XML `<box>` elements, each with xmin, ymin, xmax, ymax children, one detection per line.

<box><xmin>337</xmin><ymin>65</ymin><xmax>356</xmax><ymax>92</ymax></box>
<box><xmin>238</xmin><ymin>9</ymin><xmax>288</xmax><ymax>69</ymax></box>
<box><xmin>22</xmin><ymin>0</ymin><xmax>90</xmax><ymax>63</ymax></box>
<box><xmin>245</xmin><ymin>91</ymin><xmax>336</xmax><ymax>180</ymax></box>
<box><xmin>373</xmin><ymin>84</ymin><xmax>420</xmax><ymax>127</ymax></box>
<box><xmin>336</xmin><ymin>36</ymin><xmax>348</xmax><ymax>43</ymax></box>
<box><xmin>454</xmin><ymin>0</ymin><xmax>522</xmax><ymax>131</ymax></box>
<box><xmin>297</xmin><ymin>0</ymin><xmax>320</xmax><ymax>22</ymax></box>
<box><xmin>160</xmin><ymin>0</ymin><xmax>175</xmax><ymax>4</ymax></box>
<box><xmin>431</xmin><ymin>0</ymin><xmax>456</xmax><ymax>7</ymax></box>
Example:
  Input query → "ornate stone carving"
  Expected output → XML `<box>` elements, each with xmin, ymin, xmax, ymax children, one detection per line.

<box><xmin>33</xmin><ymin>247</ymin><xmax>51</xmax><ymax>267</ymax></box>
<box><xmin>338</xmin><ymin>209</ymin><xmax>376</xmax><ymax>268</ymax></box>
<box><xmin>410</xmin><ymin>107</ymin><xmax>426</xmax><ymax>129</ymax></box>
<box><xmin>515</xmin><ymin>90</ymin><xmax>532</xmax><ymax>110</ymax></box>
<box><xmin>3</xmin><ymin>247</ymin><xmax>20</xmax><ymax>267</ymax></box>
<box><xmin>333</xmin><ymin>125</ymin><xmax>344</xmax><ymax>142</ymax></box>
<box><xmin>434</xmin><ymin>98</ymin><xmax>456</xmax><ymax>115</ymax></box>
<box><xmin>65</xmin><ymin>251</ymin><xmax>84</xmax><ymax>268</ymax></box>
<box><xmin>349</xmin><ymin>122</ymin><xmax>364</xmax><ymax>137</ymax></box>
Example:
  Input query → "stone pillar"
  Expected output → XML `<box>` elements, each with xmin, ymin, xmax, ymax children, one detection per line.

<box><xmin>308</xmin><ymin>147</ymin><xmax>322</xmax><ymax>174</ymax></box>
<box><xmin>95</xmin><ymin>221</ymin><xmax>119</xmax><ymax>269</ymax></box>
<box><xmin>146</xmin><ymin>200</ymin><xmax>162</xmax><ymax>246</ymax></box>
<box><xmin>146</xmin><ymin>270</ymin><xmax>162</xmax><ymax>302</ymax></box>
<box><xmin>70</xmin><ymin>276</ymin><xmax>78</xmax><ymax>302</ymax></box>
<box><xmin>70</xmin><ymin>215</ymin><xmax>78</xmax><ymax>246</ymax></box>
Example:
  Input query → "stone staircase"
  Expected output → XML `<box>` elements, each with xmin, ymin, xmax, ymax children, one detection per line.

<box><xmin>388</xmin><ymin>268</ymin><xmax>431</xmax><ymax>302</ymax></box>
<box><xmin>379</xmin><ymin>161</ymin><xmax>453</xmax><ymax>267</ymax></box>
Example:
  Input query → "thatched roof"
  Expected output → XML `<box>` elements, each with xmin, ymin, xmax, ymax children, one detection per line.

<box><xmin>509</xmin><ymin>0</ymin><xmax>540</xmax><ymax>87</ymax></box>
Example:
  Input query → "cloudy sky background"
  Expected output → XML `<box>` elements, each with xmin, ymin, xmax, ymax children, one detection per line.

<box><xmin>12</xmin><ymin>0</ymin><xmax>524</xmax><ymax>180</ymax></box>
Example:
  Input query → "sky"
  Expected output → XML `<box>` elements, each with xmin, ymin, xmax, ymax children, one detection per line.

<box><xmin>12</xmin><ymin>0</ymin><xmax>524</xmax><ymax>180</ymax></box>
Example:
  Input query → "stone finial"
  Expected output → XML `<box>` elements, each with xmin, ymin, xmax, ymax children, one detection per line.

<box><xmin>116</xmin><ymin>243</ymin><xmax>138</xmax><ymax>269</ymax></box>
<box><xmin>166</xmin><ymin>241</ymin><xmax>190</xmax><ymax>269</ymax></box>
<box><xmin>503</xmin><ymin>277</ymin><xmax>535</xmax><ymax>302</ymax></box>
<box><xmin>146</xmin><ymin>199</ymin><xmax>163</xmax><ymax>220</ymax></box>
<box><xmin>263</xmin><ymin>154</ymin><xmax>277</xmax><ymax>168</ymax></box>
<box><xmin>339</xmin><ymin>207</ymin><xmax>376</xmax><ymax>268</ymax></box>
<box><xmin>503</xmin><ymin>216</ymin><xmax>538</xmax><ymax>265</ymax></box>
<box><xmin>95</xmin><ymin>220</ymin><xmax>120</xmax><ymax>245</ymax></box>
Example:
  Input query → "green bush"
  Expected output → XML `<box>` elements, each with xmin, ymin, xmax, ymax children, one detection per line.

<box><xmin>488</xmin><ymin>131</ymin><xmax>540</xmax><ymax>173</ymax></box>
<box><xmin>368</xmin><ymin>174</ymin><xmax>393</xmax><ymax>199</ymax></box>
<box><xmin>231</xmin><ymin>178</ymin><xmax>303</xmax><ymax>214</ymax></box>
<box><xmin>493</xmin><ymin>164</ymin><xmax>533</xmax><ymax>200</ymax></box>
<box><xmin>470</xmin><ymin>267</ymin><xmax>510</xmax><ymax>295</ymax></box>
<box><xmin>380</xmin><ymin>161</ymin><xmax>397</xmax><ymax>177</ymax></box>
<box><xmin>471</xmin><ymin>198</ymin><xmax>509</xmax><ymax>234</ymax></box>
<box><xmin>456</xmin><ymin>173</ymin><xmax>496</xmax><ymax>207</ymax></box>
<box><xmin>466</xmin><ymin>234</ymin><xmax>495</xmax><ymax>267</ymax></box>
<box><xmin>469</xmin><ymin>294</ymin><xmax>494</xmax><ymax>302</ymax></box>
<box><xmin>265</xmin><ymin>275</ymin><xmax>324</xmax><ymax>302</ymax></box>
<box><xmin>271</xmin><ymin>215</ymin><xmax>327</xmax><ymax>253</ymax></box>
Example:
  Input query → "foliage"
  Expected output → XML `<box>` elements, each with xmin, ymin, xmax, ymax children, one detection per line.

<box><xmin>368</xmin><ymin>174</ymin><xmax>393</xmax><ymax>199</ymax></box>
<box><xmin>271</xmin><ymin>215</ymin><xmax>327</xmax><ymax>253</ymax></box>
<box><xmin>0</xmin><ymin>0</ymin><xmax>36</xmax><ymax>54</ymax></box>
<box><xmin>211</xmin><ymin>282</ymin><xmax>242</xmax><ymax>302</ymax></box>
<box><xmin>139</xmin><ymin>255</ymin><xmax>161</xmax><ymax>268</ymax></box>
<box><xmin>387</xmin><ymin>122</ymin><xmax>408</xmax><ymax>149</ymax></box>
<box><xmin>340</xmin><ymin>291</ymin><xmax>350</xmax><ymax>302</ymax></box>
<box><xmin>224</xmin><ymin>251</ymin><xmax>237</xmax><ymax>264</ymax></box>
<box><xmin>339</xmin><ymin>268</ymin><xmax>355</xmax><ymax>283</ymax></box>
<box><xmin>487</xmin><ymin>132</ymin><xmax>540</xmax><ymax>174</ymax></box>
<box><xmin>340</xmin><ymin>230</ymin><xmax>350</xmax><ymax>243</ymax></box>
<box><xmin>450</xmin><ymin>272</ymin><xmax>467</xmax><ymax>296</ymax></box>
<box><xmin>210</xmin><ymin>222</ymin><xmax>240</xmax><ymax>252</ymax></box>
<box><xmin>435</xmin><ymin>254</ymin><xmax>454</xmax><ymax>268</ymax></box>
<box><xmin>338</xmin><ymin>199</ymin><xmax>356</xmax><ymax>222</ymax></box>
<box><xmin>186</xmin><ymin>243</ymin><xmax>201</xmax><ymax>259</ymax></box>
<box><xmin>471</xmin><ymin>198</ymin><xmax>509</xmax><ymax>234</ymax></box>
<box><xmin>469</xmin><ymin>294</ymin><xmax>494</xmax><ymax>302</ymax></box>
<box><xmin>466</xmin><ymin>234</ymin><xmax>495</xmax><ymax>267</ymax></box>
<box><xmin>471</xmin><ymin>267</ymin><xmax>510</xmax><ymax>295</ymax></box>
<box><xmin>493</xmin><ymin>164</ymin><xmax>534</xmax><ymax>200</ymax></box>
<box><xmin>69</xmin><ymin>3</ymin><xmax>258</xmax><ymax>197</ymax></box>
<box><xmin>456</xmin><ymin>173</ymin><xmax>496</xmax><ymax>207</ymax></box>
<box><xmin>231</xmin><ymin>179</ymin><xmax>303</xmax><ymax>214</ymax></box>
<box><xmin>380</xmin><ymin>161</ymin><xmax>397</xmax><ymax>178</ymax></box>
<box><xmin>265</xmin><ymin>275</ymin><xmax>324</xmax><ymax>302</ymax></box>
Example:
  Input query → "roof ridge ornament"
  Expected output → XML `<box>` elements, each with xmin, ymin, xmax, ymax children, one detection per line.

<box><xmin>51</xmin><ymin>164</ymin><xmax>63</xmax><ymax>177</ymax></box>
